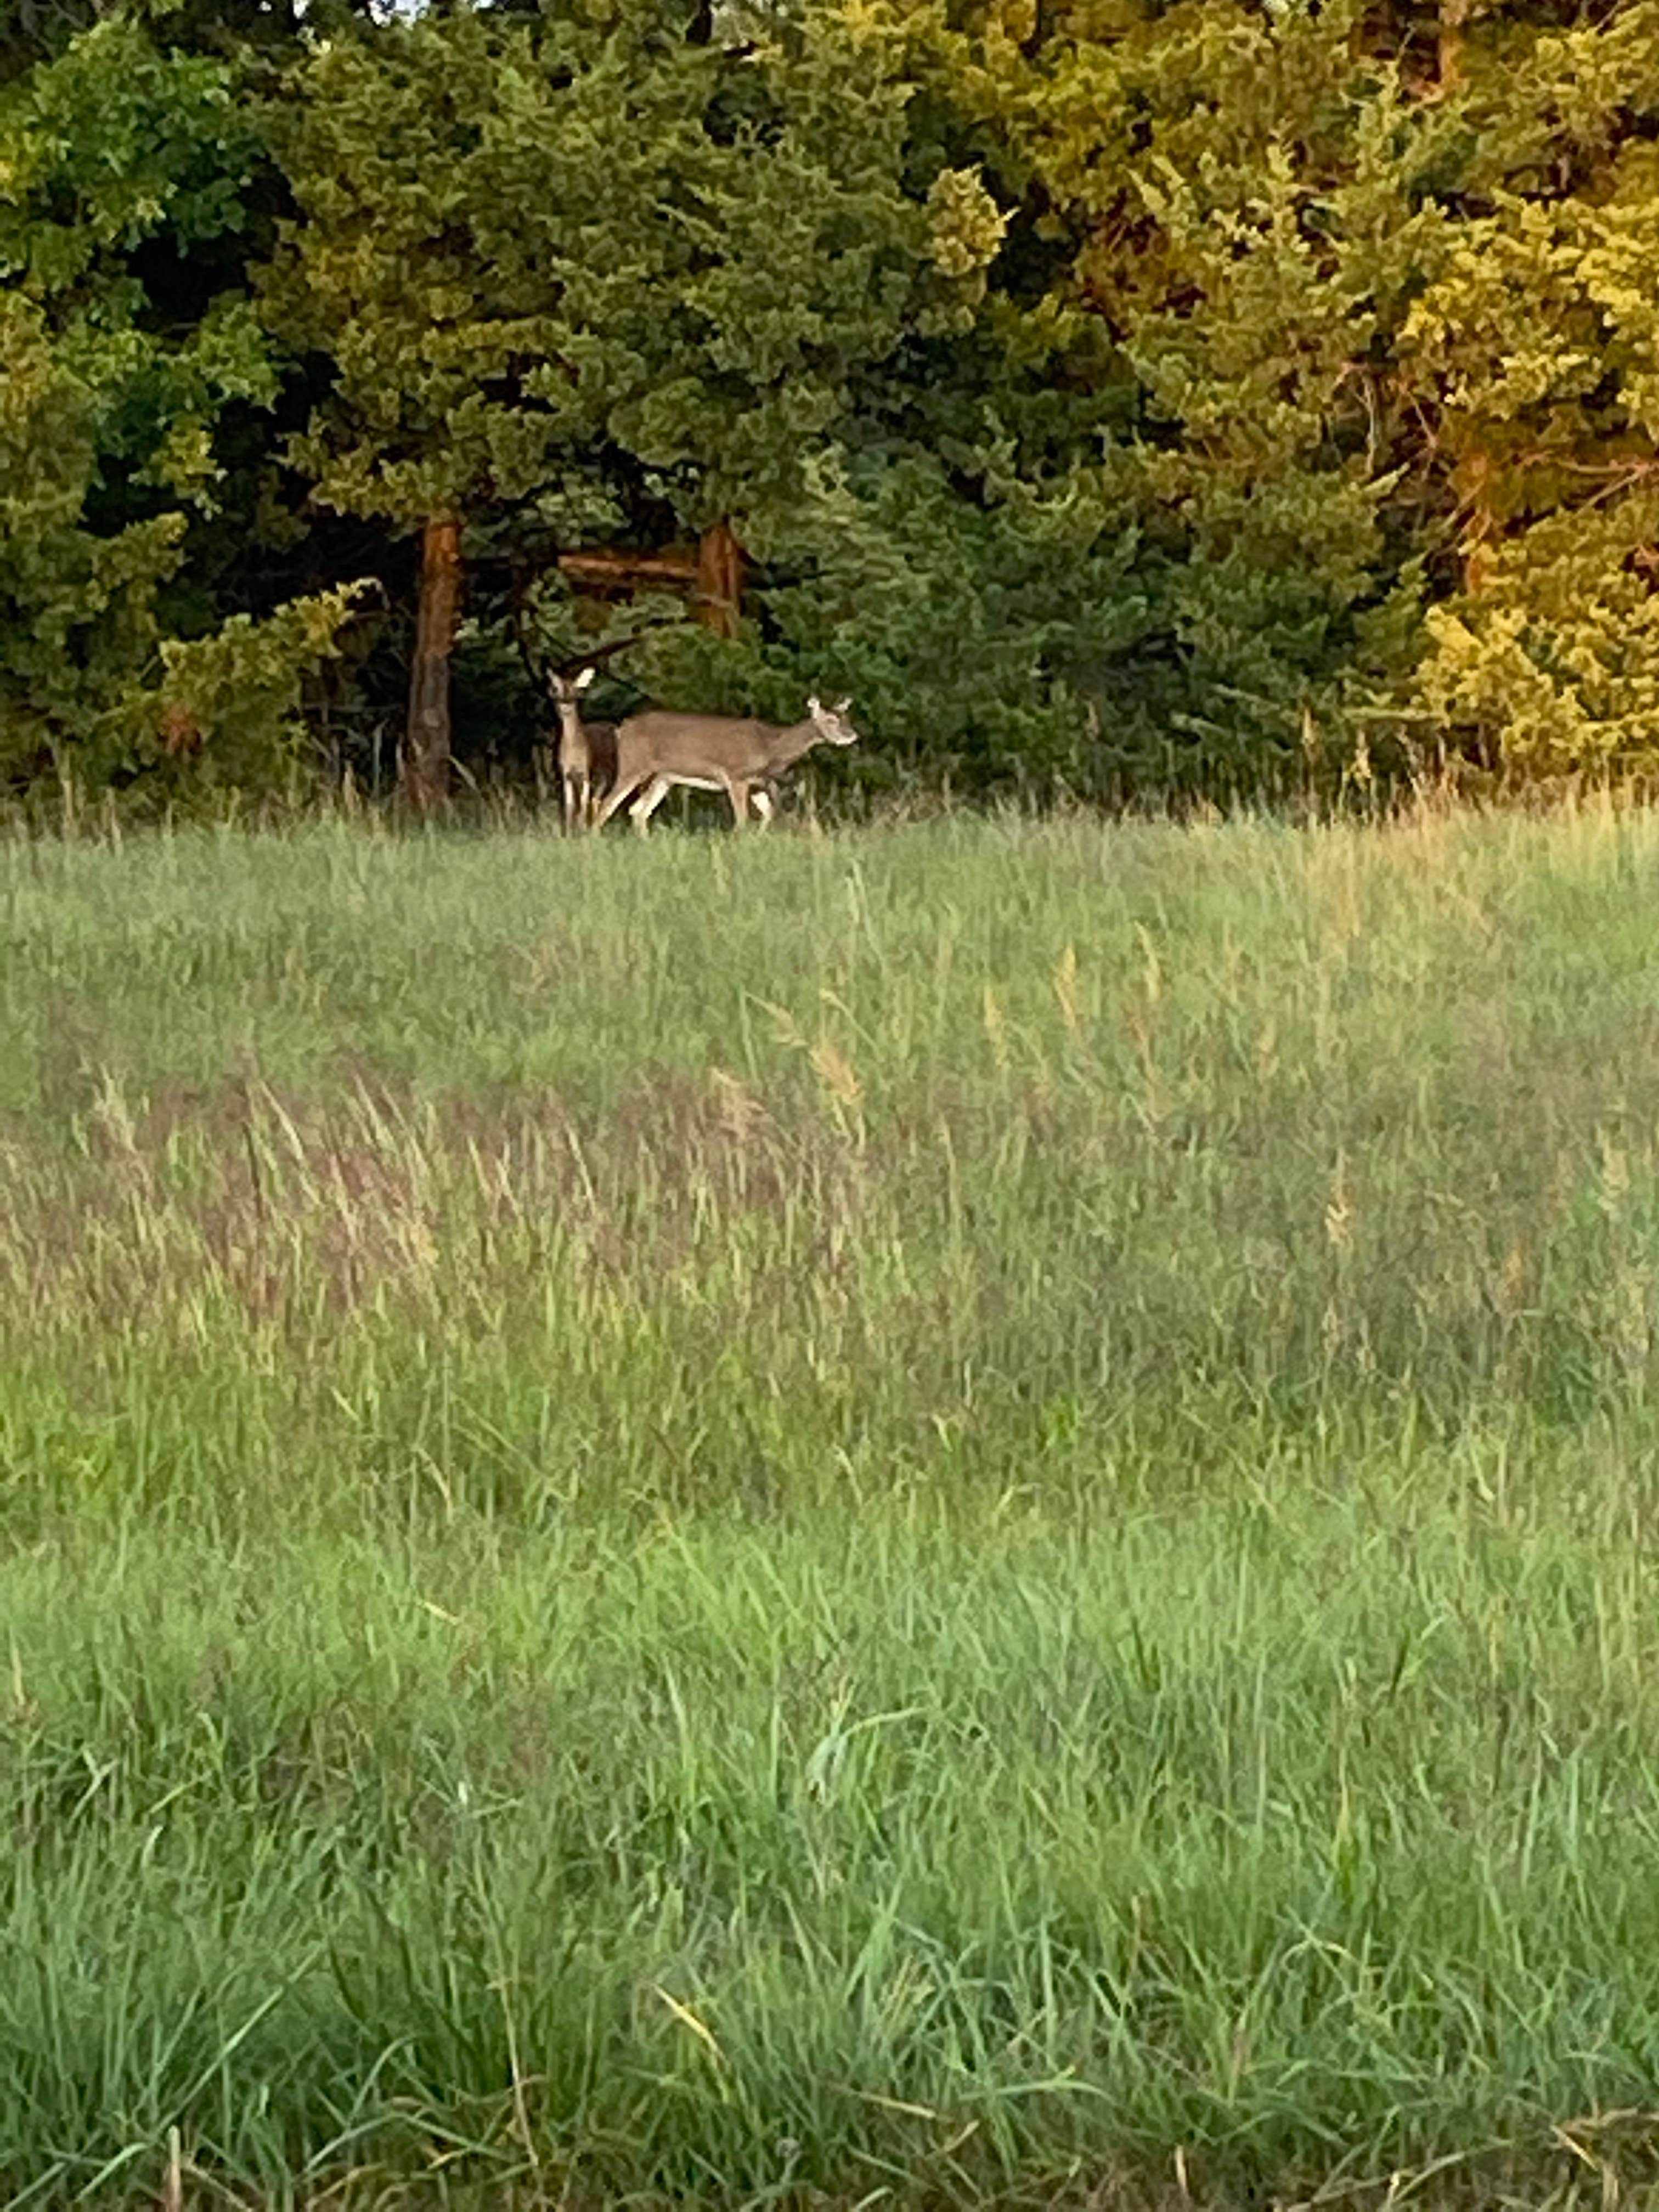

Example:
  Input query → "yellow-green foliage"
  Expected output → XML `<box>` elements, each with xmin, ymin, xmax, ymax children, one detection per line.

<box><xmin>1405</xmin><ymin>122</ymin><xmax>1659</xmax><ymax>768</ymax></box>
<box><xmin>851</xmin><ymin>0</ymin><xmax>1659</xmax><ymax>783</ymax></box>
<box><xmin>11</xmin><ymin>0</ymin><xmax>1659</xmax><ymax>794</ymax></box>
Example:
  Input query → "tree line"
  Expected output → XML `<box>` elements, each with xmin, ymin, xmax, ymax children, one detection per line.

<box><xmin>3</xmin><ymin>0</ymin><xmax>1657</xmax><ymax>815</ymax></box>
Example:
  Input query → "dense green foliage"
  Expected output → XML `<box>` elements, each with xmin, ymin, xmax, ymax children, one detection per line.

<box><xmin>0</xmin><ymin>11</ymin><xmax>373</xmax><ymax>795</ymax></box>
<box><xmin>7</xmin><ymin>810</ymin><xmax>1659</xmax><ymax>2205</ymax></box>
<box><xmin>4</xmin><ymin>0</ymin><xmax>1659</xmax><ymax>804</ymax></box>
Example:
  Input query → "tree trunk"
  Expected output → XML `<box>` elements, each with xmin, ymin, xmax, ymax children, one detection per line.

<box><xmin>1437</xmin><ymin>0</ymin><xmax>1468</xmax><ymax>94</ymax></box>
<box><xmin>404</xmin><ymin>512</ymin><xmax>462</xmax><ymax>810</ymax></box>
<box><xmin>1455</xmin><ymin>453</ymin><xmax>1495</xmax><ymax>595</ymax></box>
<box><xmin>696</xmin><ymin>520</ymin><xmax>744</xmax><ymax>638</ymax></box>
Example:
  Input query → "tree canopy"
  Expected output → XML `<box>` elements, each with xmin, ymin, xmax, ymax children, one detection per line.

<box><xmin>4</xmin><ymin>0</ymin><xmax>1658</xmax><ymax>810</ymax></box>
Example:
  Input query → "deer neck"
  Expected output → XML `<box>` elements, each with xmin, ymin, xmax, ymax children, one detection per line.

<box><xmin>769</xmin><ymin>718</ymin><xmax>823</xmax><ymax>770</ymax></box>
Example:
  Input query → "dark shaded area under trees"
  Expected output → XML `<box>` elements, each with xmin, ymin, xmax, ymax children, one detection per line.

<box><xmin>4</xmin><ymin>0</ymin><xmax>1659</xmax><ymax>815</ymax></box>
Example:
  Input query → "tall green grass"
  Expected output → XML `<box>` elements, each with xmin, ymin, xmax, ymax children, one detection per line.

<box><xmin>5</xmin><ymin>806</ymin><xmax>1659</xmax><ymax>2207</ymax></box>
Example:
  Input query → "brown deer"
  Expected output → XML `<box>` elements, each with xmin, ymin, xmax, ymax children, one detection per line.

<box><xmin>548</xmin><ymin>667</ymin><xmax>618</xmax><ymax>832</ymax></box>
<box><xmin>591</xmin><ymin>696</ymin><xmax>859</xmax><ymax>832</ymax></box>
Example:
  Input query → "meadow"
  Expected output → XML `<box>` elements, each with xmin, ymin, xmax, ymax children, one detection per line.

<box><xmin>5</xmin><ymin>805</ymin><xmax>1659</xmax><ymax>2209</ymax></box>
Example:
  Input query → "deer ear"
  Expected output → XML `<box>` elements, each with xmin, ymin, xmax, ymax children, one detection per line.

<box><xmin>835</xmin><ymin>697</ymin><xmax>852</xmax><ymax>714</ymax></box>
<box><xmin>808</xmin><ymin>694</ymin><xmax>822</xmax><ymax>714</ymax></box>
<box><xmin>576</xmin><ymin>667</ymin><xmax>596</xmax><ymax>690</ymax></box>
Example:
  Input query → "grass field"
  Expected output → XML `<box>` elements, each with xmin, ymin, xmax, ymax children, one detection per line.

<box><xmin>6</xmin><ymin>805</ymin><xmax>1659</xmax><ymax>2209</ymax></box>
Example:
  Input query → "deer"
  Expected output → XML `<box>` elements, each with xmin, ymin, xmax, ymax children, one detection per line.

<box><xmin>521</xmin><ymin>613</ymin><xmax>650</xmax><ymax>829</ymax></box>
<box><xmin>548</xmin><ymin>666</ymin><xmax>621</xmax><ymax>832</ymax></box>
<box><xmin>591</xmin><ymin>696</ymin><xmax>860</xmax><ymax>832</ymax></box>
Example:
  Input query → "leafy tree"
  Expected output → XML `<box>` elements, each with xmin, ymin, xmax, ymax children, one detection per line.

<box><xmin>259</xmin><ymin>0</ymin><xmax>933</xmax><ymax>805</ymax></box>
<box><xmin>0</xmin><ymin>0</ymin><xmax>386</xmax><ymax>82</ymax></box>
<box><xmin>258</xmin><ymin>12</ymin><xmax>561</xmax><ymax>806</ymax></box>
<box><xmin>826</xmin><ymin>0</ymin><xmax>1454</xmax><ymax>796</ymax></box>
<box><xmin>856</xmin><ymin>0</ymin><xmax>1659</xmax><ymax>791</ymax></box>
<box><xmin>1395</xmin><ymin>2</ymin><xmax>1659</xmax><ymax>775</ymax></box>
<box><xmin>0</xmin><ymin>14</ymin><xmax>365</xmax><ymax>799</ymax></box>
<box><xmin>0</xmin><ymin>289</ymin><xmax>183</xmax><ymax>787</ymax></box>
<box><xmin>11</xmin><ymin>0</ymin><xmax>1659</xmax><ymax>809</ymax></box>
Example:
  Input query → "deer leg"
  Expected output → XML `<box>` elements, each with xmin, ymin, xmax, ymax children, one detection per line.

<box><xmin>724</xmin><ymin>776</ymin><xmax>752</xmax><ymax>828</ymax></box>
<box><xmin>629</xmin><ymin>775</ymin><xmax>673</xmax><ymax>832</ymax></box>
<box><xmin>750</xmin><ymin>785</ymin><xmax>776</xmax><ymax>827</ymax></box>
<box><xmin>593</xmin><ymin>775</ymin><xmax>640</xmax><ymax>831</ymax></box>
